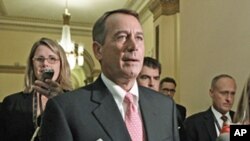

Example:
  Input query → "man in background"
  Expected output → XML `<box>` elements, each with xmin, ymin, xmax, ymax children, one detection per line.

<box><xmin>160</xmin><ymin>77</ymin><xmax>186</xmax><ymax>121</ymax></box>
<box><xmin>137</xmin><ymin>57</ymin><xmax>185</xmax><ymax>141</ymax></box>
<box><xmin>184</xmin><ymin>74</ymin><xmax>236</xmax><ymax>141</ymax></box>
<box><xmin>160</xmin><ymin>77</ymin><xmax>187</xmax><ymax>141</ymax></box>
<box><xmin>137</xmin><ymin>56</ymin><xmax>161</xmax><ymax>91</ymax></box>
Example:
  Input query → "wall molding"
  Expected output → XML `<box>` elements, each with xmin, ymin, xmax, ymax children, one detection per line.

<box><xmin>0</xmin><ymin>16</ymin><xmax>92</xmax><ymax>36</ymax></box>
<box><xmin>149</xmin><ymin>0</ymin><xmax>179</xmax><ymax>21</ymax></box>
<box><xmin>0</xmin><ymin>65</ymin><xmax>25</xmax><ymax>74</ymax></box>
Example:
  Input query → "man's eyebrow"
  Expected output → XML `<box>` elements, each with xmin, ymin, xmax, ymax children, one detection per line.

<box><xmin>140</xmin><ymin>74</ymin><xmax>150</xmax><ymax>77</ymax></box>
<box><xmin>162</xmin><ymin>88</ymin><xmax>169</xmax><ymax>90</ymax></box>
<box><xmin>136</xmin><ymin>31</ymin><xmax>144</xmax><ymax>36</ymax></box>
<box><xmin>113</xmin><ymin>30</ymin><xmax>128</xmax><ymax>36</ymax></box>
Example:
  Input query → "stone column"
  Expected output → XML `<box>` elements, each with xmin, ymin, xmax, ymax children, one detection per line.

<box><xmin>149</xmin><ymin>0</ymin><xmax>180</xmax><ymax>100</ymax></box>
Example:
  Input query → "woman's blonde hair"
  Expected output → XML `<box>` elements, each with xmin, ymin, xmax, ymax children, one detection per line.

<box><xmin>234</xmin><ymin>75</ymin><xmax>250</xmax><ymax>124</ymax></box>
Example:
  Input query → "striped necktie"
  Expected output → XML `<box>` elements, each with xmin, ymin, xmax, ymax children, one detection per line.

<box><xmin>220</xmin><ymin>115</ymin><xmax>230</xmax><ymax>134</ymax></box>
<box><xmin>221</xmin><ymin>115</ymin><xmax>228</xmax><ymax>126</ymax></box>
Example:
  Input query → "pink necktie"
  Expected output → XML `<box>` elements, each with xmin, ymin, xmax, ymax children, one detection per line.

<box><xmin>124</xmin><ymin>93</ymin><xmax>144</xmax><ymax>141</ymax></box>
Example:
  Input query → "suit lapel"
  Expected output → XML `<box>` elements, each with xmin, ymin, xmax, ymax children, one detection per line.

<box><xmin>138</xmin><ymin>88</ymin><xmax>158</xmax><ymax>141</ymax></box>
<box><xmin>204</xmin><ymin>109</ymin><xmax>217</xmax><ymax>141</ymax></box>
<box><xmin>229</xmin><ymin>110</ymin><xmax>235</xmax><ymax>120</ymax></box>
<box><xmin>204</xmin><ymin>109</ymin><xmax>235</xmax><ymax>141</ymax></box>
<box><xmin>91</xmin><ymin>77</ymin><xmax>131</xmax><ymax>141</ymax></box>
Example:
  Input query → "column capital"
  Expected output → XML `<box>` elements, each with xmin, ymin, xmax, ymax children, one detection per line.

<box><xmin>149</xmin><ymin>0</ymin><xmax>179</xmax><ymax>20</ymax></box>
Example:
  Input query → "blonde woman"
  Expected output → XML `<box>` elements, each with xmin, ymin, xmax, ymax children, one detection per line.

<box><xmin>0</xmin><ymin>37</ymin><xmax>72</xmax><ymax>141</ymax></box>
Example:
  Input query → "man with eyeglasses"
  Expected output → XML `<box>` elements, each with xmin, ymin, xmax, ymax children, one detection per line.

<box><xmin>160</xmin><ymin>77</ymin><xmax>187</xmax><ymax>141</ymax></box>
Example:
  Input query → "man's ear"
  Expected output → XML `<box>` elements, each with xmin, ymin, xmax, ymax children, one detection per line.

<box><xmin>209</xmin><ymin>89</ymin><xmax>213</xmax><ymax>97</ymax></box>
<box><xmin>93</xmin><ymin>41</ymin><xmax>103</xmax><ymax>60</ymax></box>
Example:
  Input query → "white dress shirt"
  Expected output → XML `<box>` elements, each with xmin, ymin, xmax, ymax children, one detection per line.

<box><xmin>101</xmin><ymin>73</ymin><xmax>140</xmax><ymax>120</ymax></box>
<box><xmin>211</xmin><ymin>106</ymin><xmax>232</xmax><ymax>136</ymax></box>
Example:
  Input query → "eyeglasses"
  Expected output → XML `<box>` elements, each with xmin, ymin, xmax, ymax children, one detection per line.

<box><xmin>33</xmin><ymin>56</ymin><xmax>60</xmax><ymax>64</ymax></box>
<box><xmin>163</xmin><ymin>88</ymin><xmax>176</xmax><ymax>94</ymax></box>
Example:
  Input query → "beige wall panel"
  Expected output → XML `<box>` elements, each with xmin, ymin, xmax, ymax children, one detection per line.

<box><xmin>180</xmin><ymin>0</ymin><xmax>250</xmax><ymax>116</ymax></box>
<box><xmin>142</xmin><ymin>14</ymin><xmax>154</xmax><ymax>57</ymax></box>
<box><xmin>0</xmin><ymin>73</ymin><xmax>24</xmax><ymax>100</ymax></box>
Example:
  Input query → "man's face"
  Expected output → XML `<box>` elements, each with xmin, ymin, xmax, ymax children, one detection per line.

<box><xmin>94</xmin><ymin>13</ymin><xmax>145</xmax><ymax>85</ymax></box>
<box><xmin>137</xmin><ymin>66</ymin><xmax>160</xmax><ymax>91</ymax></box>
<box><xmin>209</xmin><ymin>77</ymin><xmax>236</xmax><ymax>114</ymax></box>
<box><xmin>160</xmin><ymin>82</ymin><xmax>176</xmax><ymax>98</ymax></box>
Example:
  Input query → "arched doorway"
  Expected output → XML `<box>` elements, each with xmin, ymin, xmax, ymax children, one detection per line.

<box><xmin>71</xmin><ymin>49</ymin><xmax>101</xmax><ymax>89</ymax></box>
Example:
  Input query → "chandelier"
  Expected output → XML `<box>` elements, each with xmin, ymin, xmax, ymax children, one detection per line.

<box><xmin>59</xmin><ymin>0</ymin><xmax>84</xmax><ymax>69</ymax></box>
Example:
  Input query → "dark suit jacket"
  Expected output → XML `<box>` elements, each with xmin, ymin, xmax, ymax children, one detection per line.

<box><xmin>176</xmin><ymin>104</ymin><xmax>186</xmax><ymax>141</ymax></box>
<box><xmin>40</xmin><ymin>77</ymin><xmax>180</xmax><ymax>141</ymax></box>
<box><xmin>183</xmin><ymin>108</ymin><xmax>234</xmax><ymax>141</ymax></box>
<box><xmin>0</xmin><ymin>92</ymin><xmax>35</xmax><ymax>141</ymax></box>
<box><xmin>177</xmin><ymin>104</ymin><xmax>186</xmax><ymax>122</ymax></box>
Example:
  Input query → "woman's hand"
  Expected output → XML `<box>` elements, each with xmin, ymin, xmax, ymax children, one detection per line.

<box><xmin>33</xmin><ymin>79</ymin><xmax>64</xmax><ymax>98</ymax></box>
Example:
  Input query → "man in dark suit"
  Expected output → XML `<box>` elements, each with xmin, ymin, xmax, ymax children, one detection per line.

<box><xmin>184</xmin><ymin>74</ymin><xmax>237</xmax><ymax>141</ymax></box>
<box><xmin>137</xmin><ymin>58</ymin><xmax>185</xmax><ymax>141</ymax></box>
<box><xmin>160</xmin><ymin>77</ymin><xmax>186</xmax><ymax>121</ymax></box>
<box><xmin>160</xmin><ymin>77</ymin><xmax>187</xmax><ymax>141</ymax></box>
<box><xmin>40</xmin><ymin>9</ymin><xmax>180</xmax><ymax>141</ymax></box>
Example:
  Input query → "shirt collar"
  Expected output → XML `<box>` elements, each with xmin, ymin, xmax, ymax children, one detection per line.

<box><xmin>211</xmin><ymin>106</ymin><xmax>231</xmax><ymax>122</ymax></box>
<box><xmin>101</xmin><ymin>73</ymin><xmax>139</xmax><ymax>104</ymax></box>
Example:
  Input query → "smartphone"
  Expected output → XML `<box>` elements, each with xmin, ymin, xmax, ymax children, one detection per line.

<box><xmin>41</xmin><ymin>68</ymin><xmax>54</xmax><ymax>81</ymax></box>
